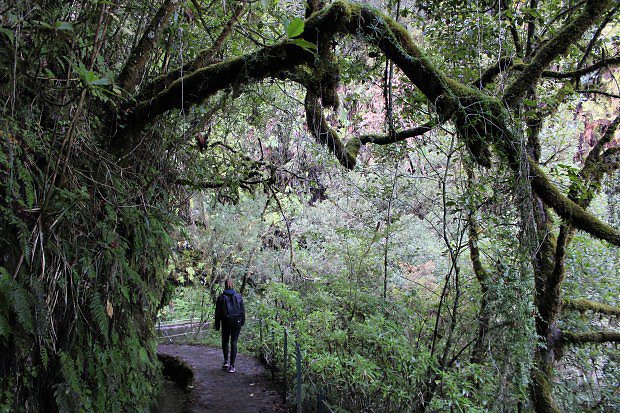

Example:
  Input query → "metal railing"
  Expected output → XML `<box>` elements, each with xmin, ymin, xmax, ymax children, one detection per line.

<box><xmin>155</xmin><ymin>316</ymin><xmax>340</xmax><ymax>411</ymax></box>
<box><xmin>156</xmin><ymin>317</ymin><xmax>209</xmax><ymax>343</ymax></box>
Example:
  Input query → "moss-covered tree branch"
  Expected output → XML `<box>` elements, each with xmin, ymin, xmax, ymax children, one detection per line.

<box><xmin>528</xmin><ymin>159</ymin><xmax>620</xmax><ymax>246</ymax></box>
<box><xmin>112</xmin><ymin>2</ymin><xmax>352</xmax><ymax>150</ymax></box>
<box><xmin>504</xmin><ymin>0</ymin><xmax>612</xmax><ymax>106</ymax></box>
<box><xmin>359</xmin><ymin>121</ymin><xmax>435</xmax><ymax>145</ymax></box>
<box><xmin>540</xmin><ymin>56</ymin><xmax>620</xmax><ymax>79</ymax></box>
<box><xmin>304</xmin><ymin>91</ymin><xmax>356</xmax><ymax>169</ymax></box>
<box><xmin>561</xmin><ymin>330</ymin><xmax>620</xmax><ymax>344</ymax></box>
<box><xmin>563</xmin><ymin>298</ymin><xmax>620</xmax><ymax>316</ymax></box>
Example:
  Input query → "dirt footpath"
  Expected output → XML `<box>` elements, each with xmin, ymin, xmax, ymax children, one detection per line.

<box><xmin>158</xmin><ymin>344</ymin><xmax>289</xmax><ymax>413</ymax></box>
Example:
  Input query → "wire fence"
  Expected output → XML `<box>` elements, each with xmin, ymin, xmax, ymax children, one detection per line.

<box><xmin>256</xmin><ymin>319</ymin><xmax>341</xmax><ymax>413</ymax></box>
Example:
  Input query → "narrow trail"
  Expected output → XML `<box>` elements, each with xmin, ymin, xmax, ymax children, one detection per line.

<box><xmin>157</xmin><ymin>344</ymin><xmax>289</xmax><ymax>413</ymax></box>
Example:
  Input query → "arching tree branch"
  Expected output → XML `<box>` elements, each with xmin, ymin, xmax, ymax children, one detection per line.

<box><xmin>108</xmin><ymin>0</ymin><xmax>619</xmax><ymax>253</ymax></box>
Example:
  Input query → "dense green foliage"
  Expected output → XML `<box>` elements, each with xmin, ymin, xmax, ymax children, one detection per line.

<box><xmin>0</xmin><ymin>1</ymin><xmax>180</xmax><ymax>410</ymax></box>
<box><xmin>0</xmin><ymin>114</ymin><xmax>172</xmax><ymax>410</ymax></box>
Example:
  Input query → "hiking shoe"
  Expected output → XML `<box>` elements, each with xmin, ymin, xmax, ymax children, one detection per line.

<box><xmin>228</xmin><ymin>366</ymin><xmax>235</xmax><ymax>373</ymax></box>
<box><xmin>222</xmin><ymin>361</ymin><xmax>229</xmax><ymax>370</ymax></box>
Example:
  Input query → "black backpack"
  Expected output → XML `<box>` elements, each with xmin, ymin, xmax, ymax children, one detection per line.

<box><xmin>224</xmin><ymin>293</ymin><xmax>243</xmax><ymax>319</ymax></box>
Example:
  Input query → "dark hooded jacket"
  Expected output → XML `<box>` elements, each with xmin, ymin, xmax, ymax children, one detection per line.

<box><xmin>214</xmin><ymin>289</ymin><xmax>245</xmax><ymax>330</ymax></box>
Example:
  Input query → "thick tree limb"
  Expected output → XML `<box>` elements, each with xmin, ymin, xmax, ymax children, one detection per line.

<box><xmin>138</xmin><ymin>3</ymin><xmax>246</xmax><ymax>99</ymax></box>
<box><xmin>304</xmin><ymin>91</ymin><xmax>356</xmax><ymax>169</ymax></box>
<box><xmin>563</xmin><ymin>298</ymin><xmax>620</xmax><ymax>316</ymax></box>
<box><xmin>528</xmin><ymin>159</ymin><xmax>620</xmax><ymax>246</ymax></box>
<box><xmin>359</xmin><ymin>121</ymin><xmax>435</xmax><ymax>145</ymax></box>
<box><xmin>117</xmin><ymin>0</ymin><xmax>177</xmax><ymax>92</ymax></box>
<box><xmin>561</xmin><ymin>330</ymin><xmax>620</xmax><ymax>344</ymax></box>
<box><xmin>116</xmin><ymin>42</ymin><xmax>314</xmax><ymax>144</ymax></box>
<box><xmin>541</xmin><ymin>56</ymin><xmax>620</xmax><ymax>79</ymax></box>
<box><xmin>504</xmin><ymin>0</ymin><xmax>612</xmax><ymax>106</ymax></box>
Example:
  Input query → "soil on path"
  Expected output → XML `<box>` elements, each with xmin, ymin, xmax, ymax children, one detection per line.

<box><xmin>157</xmin><ymin>344</ymin><xmax>289</xmax><ymax>413</ymax></box>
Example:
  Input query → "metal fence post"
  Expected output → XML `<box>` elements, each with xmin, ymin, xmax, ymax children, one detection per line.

<box><xmin>271</xmin><ymin>329</ymin><xmax>275</xmax><ymax>379</ymax></box>
<box><xmin>296</xmin><ymin>342</ymin><xmax>302</xmax><ymax>413</ymax></box>
<box><xmin>283</xmin><ymin>329</ymin><xmax>288</xmax><ymax>403</ymax></box>
<box><xmin>317</xmin><ymin>388</ymin><xmax>325</xmax><ymax>413</ymax></box>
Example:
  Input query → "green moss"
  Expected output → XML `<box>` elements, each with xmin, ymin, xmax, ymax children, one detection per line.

<box><xmin>530</xmin><ymin>360</ymin><xmax>561</xmax><ymax>413</ymax></box>
<box><xmin>504</xmin><ymin>0</ymin><xmax>611</xmax><ymax>106</ymax></box>
<box><xmin>529</xmin><ymin>159</ymin><xmax>620</xmax><ymax>247</ymax></box>
<box><xmin>563</xmin><ymin>298</ymin><xmax>620</xmax><ymax>316</ymax></box>
<box><xmin>344</xmin><ymin>136</ymin><xmax>361</xmax><ymax>160</ymax></box>
<box><xmin>562</xmin><ymin>330</ymin><xmax>620</xmax><ymax>344</ymax></box>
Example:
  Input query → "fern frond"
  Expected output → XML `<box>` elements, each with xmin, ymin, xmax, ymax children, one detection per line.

<box><xmin>89</xmin><ymin>292</ymin><xmax>109</xmax><ymax>339</ymax></box>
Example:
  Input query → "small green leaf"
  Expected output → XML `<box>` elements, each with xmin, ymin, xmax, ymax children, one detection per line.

<box><xmin>55</xmin><ymin>21</ymin><xmax>74</xmax><ymax>31</ymax></box>
<box><xmin>0</xmin><ymin>28</ymin><xmax>15</xmax><ymax>43</ymax></box>
<box><xmin>291</xmin><ymin>38</ymin><xmax>317</xmax><ymax>52</ymax></box>
<box><xmin>139</xmin><ymin>348</ymin><xmax>149</xmax><ymax>364</ymax></box>
<box><xmin>0</xmin><ymin>314</ymin><xmax>10</xmax><ymax>338</ymax></box>
<box><xmin>286</xmin><ymin>17</ymin><xmax>305</xmax><ymax>38</ymax></box>
<box><xmin>90</xmin><ymin>77</ymin><xmax>111</xmax><ymax>86</ymax></box>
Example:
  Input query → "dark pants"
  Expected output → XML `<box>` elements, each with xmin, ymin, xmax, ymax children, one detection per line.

<box><xmin>221</xmin><ymin>319</ymin><xmax>242</xmax><ymax>366</ymax></box>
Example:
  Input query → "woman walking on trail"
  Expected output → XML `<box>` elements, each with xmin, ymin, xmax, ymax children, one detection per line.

<box><xmin>214</xmin><ymin>278</ymin><xmax>245</xmax><ymax>373</ymax></box>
